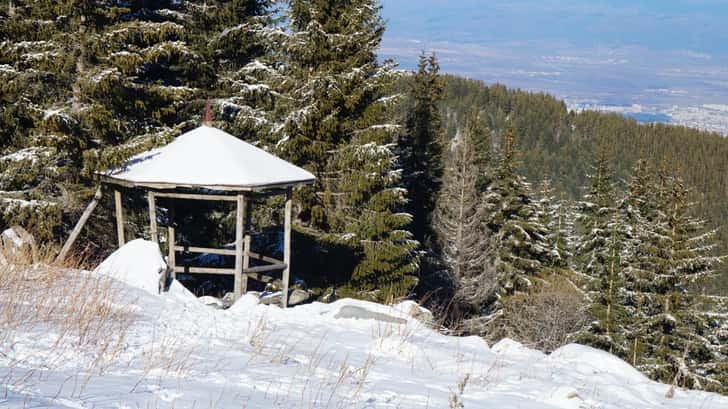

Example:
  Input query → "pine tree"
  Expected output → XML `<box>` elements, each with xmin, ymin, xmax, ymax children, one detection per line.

<box><xmin>484</xmin><ymin>128</ymin><xmax>556</xmax><ymax>295</ymax></box>
<box><xmin>274</xmin><ymin>0</ymin><xmax>417</xmax><ymax>299</ymax></box>
<box><xmin>463</xmin><ymin>109</ymin><xmax>492</xmax><ymax>192</ymax></box>
<box><xmin>534</xmin><ymin>178</ymin><xmax>570</xmax><ymax>267</ymax></box>
<box><xmin>1</xmin><ymin>1</ymin><xmax>274</xmax><ymax>245</ymax></box>
<box><xmin>576</xmin><ymin>146</ymin><xmax>633</xmax><ymax>355</ymax></box>
<box><xmin>434</xmin><ymin>116</ymin><xmax>495</xmax><ymax>316</ymax></box>
<box><xmin>632</xmin><ymin>168</ymin><xmax>726</xmax><ymax>391</ymax></box>
<box><xmin>401</xmin><ymin>51</ymin><xmax>443</xmax><ymax>243</ymax></box>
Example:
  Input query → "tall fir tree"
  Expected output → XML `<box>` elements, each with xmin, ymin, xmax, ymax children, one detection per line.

<box><xmin>631</xmin><ymin>167</ymin><xmax>726</xmax><ymax>391</ymax></box>
<box><xmin>273</xmin><ymin>0</ymin><xmax>417</xmax><ymax>299</ymax></box>
<box><xmin>576</xmin><ymin>146</ymin><xmax>634</xmax><ymax>355</ymax></box>
<box><xmin>401</xmin><ymin>51</ymin><xmax>443</xmax><ymax>244</ymax></box>
<box><xmin>534</xmin><ymin>178</ymin><xmax>570</xmax><ymax>267</ymax></box>
<box><xmin>1</xmin><ymin>1</ymin><xmax>275</xmax><ymax>247</ymax></box>
<box><xmin>484</xmin><ymin>128</ymin><xmax>556</xmax><ymax>295</ymax></box>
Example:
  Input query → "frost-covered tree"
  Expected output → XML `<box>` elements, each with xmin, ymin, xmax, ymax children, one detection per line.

<box><xmin>630</xmin><ymin>168</ymin><xmax>726</xmax><ymax>392</ymax></box>
<box><xmin>434</xmin><ymin>117</ymin><xmax>495</xmax><ymax>318</ymax></box>
<box><xmin>1</xmin><ymin>1</ymin><xmax>274</xmax><ymax>245</ymax></box>
<box><xmin>484</xmin><ymin>128</ymin><xmax>556</xmax><ymax>295</ymax></box>
<box><xmin>575</xmin><ymin>147</ymin><xmax>633</xmax><ymax>356</ymax></box>
<box><xmin>534</xmin><ymin>178</ymin><xmax>571</xmax><ymax>267</ymax></box>
<box><xmin>273</xmin><ymin>0</ymin><xmax>417</xmax><ymax>299</ymax></box>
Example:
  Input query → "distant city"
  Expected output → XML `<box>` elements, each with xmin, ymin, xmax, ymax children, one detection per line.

<box><xmin>380</xmin><ymin>0</ymin><xmax>728</xmax><ymax>135</ymax></box>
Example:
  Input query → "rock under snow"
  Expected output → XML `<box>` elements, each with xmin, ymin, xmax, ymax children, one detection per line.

<box><xmin>94</xmin><ymin>239</ymin><xmax>167</xmax><ymax>295</ymax></box>
<box><xmin>333</xmin><ymin>305</ymin><xmax>407</xmax><ymax>324</ymax></box>
<box><xmin>1</xmin><ymin>226</ymin><xmax>37</xmax><ymax>262</ymax></box>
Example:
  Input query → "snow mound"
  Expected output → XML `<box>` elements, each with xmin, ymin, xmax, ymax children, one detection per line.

<box><xmin>493</xmin><ymin>338</ymin><xmax>546</xmax><ymax>359</ymax></box>
<box><xmin>94</xmin><ymin>239</ymin><xmax>166</xmax><ymax>295</ymax></box>
<box><xmin>548</xmin><ymin>343</ymin><xmax>648</xmax><ymax>383</ymax></box>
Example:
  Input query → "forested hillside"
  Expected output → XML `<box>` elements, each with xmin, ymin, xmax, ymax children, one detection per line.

<box><xmin>437</xmin><ymin>75</ymin><xmax>728</xmax><ymax>294</ymax></box>
<box><xmin>1</xmin><ymin>0</ymin><xmax>726</xmax><ymax>397</ymax></box>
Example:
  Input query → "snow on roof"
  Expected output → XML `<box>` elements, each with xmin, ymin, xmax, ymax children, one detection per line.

<box><xmin>102</xmin><ymin>126</ymin><xmax>315</xmax><ymax>190</ymax></box>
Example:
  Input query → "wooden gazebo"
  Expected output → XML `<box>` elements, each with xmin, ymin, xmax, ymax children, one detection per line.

<box><xmin>59</xmin><ymin>126</ymin><xmax>314</xmax><ymax>307</ymax></box>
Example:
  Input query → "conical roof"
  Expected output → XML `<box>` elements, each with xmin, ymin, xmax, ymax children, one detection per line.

<box><xmin>102</xmin><ymin>126</ymin><xmax>315</xmax><ymax>191</ymax></box>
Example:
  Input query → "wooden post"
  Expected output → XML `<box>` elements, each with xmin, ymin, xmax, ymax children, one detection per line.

<box><xmin>148</xmin><ymin>191</ymin><xmax>158</xmax><ymax>244</ymax></box>
<box><xmin>168</xmin><ymin>225</ymin><xmax>176</xmax><ymax>280</ymax></box>
<box><xmin>56</xmin><ymin>187</ymin><xmax>103</xmax><ymax>263</ymax></box>
<box><xmin>282</xmin><ymin>188</ymin><xmax>292</xmax><ymax>308</ymax></box>
<box><xmin>114</xmin><ymin>190</ymin><xmax>125</xmax><ymax>247</ymax></box>
<box><xmin>234</xmin><ymin>194</ymin><xmax>246</xmax><ymax>300</ymax></box>
<box><xmin>242</xmin><ymin>235</ymin><xmax>251</xmax><ymax>294</ymax></box>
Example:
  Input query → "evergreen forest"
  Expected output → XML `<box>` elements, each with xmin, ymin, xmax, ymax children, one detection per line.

<box><xmin>1</xmin><ymin>0</ymin><xmax>726</xmax><ymax>395</ymax></box>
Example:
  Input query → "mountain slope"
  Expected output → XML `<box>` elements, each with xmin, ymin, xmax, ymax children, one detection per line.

<box><xmin>436</xmin><ymin>75</ymin><xmax>728</xmax><ymax>294</ymax></box>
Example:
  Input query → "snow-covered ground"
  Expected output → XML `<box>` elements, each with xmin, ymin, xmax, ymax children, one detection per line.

<box><xmin>2</xmin><ymin>240</ymin><xmax>727</xmax><ymax>408</ymax></box>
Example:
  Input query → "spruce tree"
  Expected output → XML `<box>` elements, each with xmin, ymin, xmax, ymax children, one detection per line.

<box><xmin>534</xmin><ymin>178</ymin><xmax>570</xmax><ymax>267</ymax></box>
<box><xmin>632</xmin><ymin>168</ymin><xmax>726</xmax><ymax>391</ymax></box>
<box><xmin>1</xmin><ymin>1</ymin><xmax>274</xmax><ymax>246</ymax></box>
<box><xmin>484</xmin><ymin>128</ymin><xmax>556</xmax><ymax>295</ymax></box>
<box><xmin>401</xmin><ymin>51</ymin><xmax>443</xmax><ymax>243</ymax></box>
<box><xmin>576</xmin><ymin>146</ymin><xmax>633</xmax><ymax>355</ymax></box>
<box><xmin>274</xmin><ymin>0</ymin><xmax>417</xmax><ymax>299</ymax></box>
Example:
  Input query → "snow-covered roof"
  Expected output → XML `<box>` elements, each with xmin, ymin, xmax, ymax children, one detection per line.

<box><xmin>101</xmin><ymin>126</ymin><xmax>315</xmax><ymax>191</ymax></box>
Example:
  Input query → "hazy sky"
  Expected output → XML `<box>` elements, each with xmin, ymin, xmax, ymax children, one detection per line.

<box><xmin>379</xmin><ymin>0</ymin><xmax>728</xmax><ymax>107</ymax></box>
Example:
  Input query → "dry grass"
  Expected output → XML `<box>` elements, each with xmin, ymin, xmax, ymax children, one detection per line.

<box><xmin>495</xmin><ymin>274</ymin><xmax>589</xmax><ymax>352</ymax></box>
<box><xmin>0</xmin><ymin>247</ymin><xmax>136</xmax><ymax>394</ymax></box>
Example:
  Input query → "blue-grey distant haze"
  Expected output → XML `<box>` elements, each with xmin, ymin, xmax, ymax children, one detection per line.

<box><xmin>379</xmin><ymin>0</ymin><xmax>728</xmax><ymax>113</ymax></box>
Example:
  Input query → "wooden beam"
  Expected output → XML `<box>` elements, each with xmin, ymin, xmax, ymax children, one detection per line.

<box><xmin>243</xmin><ymin>263</ymin><xmax>287</xmax><ymax>274</ymax></box>
<box><xmin>282</xmin><ymin>188</ymin><xmax>292</xmax><ymax>308</ymax></box>
<box><xmin>114</xmin><ymin>190</ymin><xmax>125</xmax><ymax>247</ymax></box>
<box><xmin>56</xmin><ymin>187</ymin><xmax>103</xmax><ymax>263</ymax></box>
<box><xmin>168</xmin><ymin>225</ymin><xmax>176</xmax><ymax>280</ymax></box>
<box><xmin>174</xmin><ymin>266</ymin><xmax>236</xmax><ymax>275</ymax></box>
<box><xmin>242</xmin><ymin>235</ymin><xmax>251</xmax><ymax>294</ymax></box>
<box><xmin>171</xmin><ymin>245</ymin><xmax>282</xmax><ymax>265</ymax></box>
<box><xmin>148</xmin><ymin>191</ymin><xmax>158</xmax><ymax>244</ymax></box>
<box><xmin>175</xmin><ymin>245</ymin><xmax>236</xmax><ymax>256</ymax></box>
<box><xmin>234</xmin><ymin>194</ymin><xmax>246</xmax><ymax>300</ymax></box>
<box><xmin>153</xmin><ymin>191</ymin><xmax>239</xmax><ymax>202</ymax></box>
<box><xmin>245</xmin><ymin>272</ymin><xmax>282</xmax><ymax>285</ymax></box>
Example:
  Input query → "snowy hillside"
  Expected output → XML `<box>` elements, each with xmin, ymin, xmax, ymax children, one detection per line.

<box><xmin>2</xmin><ymin>241</ymin><xmax>727</xmax><ymax>408</ymax></box>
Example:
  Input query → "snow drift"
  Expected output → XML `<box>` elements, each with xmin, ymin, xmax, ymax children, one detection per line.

<box><xmin>1</xmin><ymin>240</ymin><xmax>726</xmax><ymax>408</ymax></box>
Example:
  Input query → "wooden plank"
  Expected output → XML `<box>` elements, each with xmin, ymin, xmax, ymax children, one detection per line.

<box><xmin>174</xmin><ymin>266</ymin><xmax>236</xmax><ymax>275</ymax></box>
<box><xmin>243</xmin><ymin>263</ymin><xmax>287</xmax><ymax>274</ymax></box>
<box><xmin>174</xmin><ymin>245</ymin><xmax>236</xmax><ymax>256</ymax></box>
<box><xmin>114</xmin><ymin>190</ymin><xmax>125</xmax><ymax>247</ymax></box>
<box><xmin>249</xmin><ymin>252</ymin><xmax>283</xmax><ymax>265</ymax></box>
<box><xmin>148</xmin><ymin>191</ymin><xmax>158</xmax><ymax>244</ymax></box>
<box><xmin>153</xmin><ymin>191</ymin><xmax>238</xmax><ymax>202</ymax></box>
<box><xmin>168</xmin><ymin>226</ymin><xmax>176</xmax><ymax>280</ymax></box>
<box><xmin>56</xmin><ymin>187</ymin><xmax>103</xmax><ymax>263</ymax></box>
<box><xmin>245</xmin><ymin>272</ymin><xmax>281</xmax><ymax>285</ymax></box>
<box><xmin>171</xmin><ymin>245</ymin><xmax>283</xmax><ymax>265</ymax></box>
<box><xmin>233</xmin><ymin>194</ymin><xmax>245</xmax><ymax>299</ymax></box>
<box><xmin>282</xmin><ymin>188</ymin><xmax>292</xmax><ymax>308</ymax></box>
<box><xmin>242</xmin><ymin>235</ymin><xmax>251</xmax><ymax>294</ymax></box>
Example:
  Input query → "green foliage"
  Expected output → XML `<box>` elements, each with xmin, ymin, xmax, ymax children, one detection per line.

<box><xmin>401</xmin><ymin>52</ymin><xmax>444</xmax><ymax>243</ymax></box>
<box><xmin>485</xmin><ymin>128</ymin><xmax>557</xmax><ymax>295</ymax></box>
<box><xmin>269</xmin><ymin>0</ymin><xmax>418</xmax><ymax>299</ymax></box>
<box><xmin>438</xmin><ymin>75</ymin><xmax>728</xmax><ymax>295</ymax></box>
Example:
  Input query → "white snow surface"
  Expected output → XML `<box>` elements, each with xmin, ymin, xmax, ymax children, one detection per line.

<box><xmin>2</xmin><ymin>240</ymin><xmax>727</xmax><ymax>408</ymax></box>
<box><xmin>93</xmin><ymin>239</ymin><xmax>167</xmax><ymax>295</ymax></box>
<box><xmin>103</xmin><ymin>125</ymin><xmax>315</xmax><ymax>189</ymax></box>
